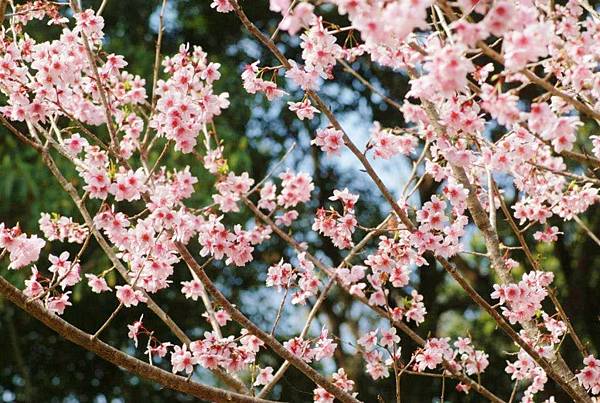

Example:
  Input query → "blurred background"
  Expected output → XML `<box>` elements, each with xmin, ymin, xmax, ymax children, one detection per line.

<box><xmin>1</xmin><ymin>1</ymin><xmax>599</xmax><ymax>402</ymax></box>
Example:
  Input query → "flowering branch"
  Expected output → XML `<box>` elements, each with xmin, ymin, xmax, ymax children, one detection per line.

<box><xmin>0</xmin><ymin>276</ymin><xmax>273</xmax><ymax>403</ymax></box>
<box><xmin>176</xmin><ymin>243</ymin><xmax>361</xmax><ymax>403</ymax></box>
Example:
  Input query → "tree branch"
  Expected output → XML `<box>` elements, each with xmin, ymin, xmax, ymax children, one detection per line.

<box><xmin>0</xmin><ymin>276</ymin><xmax>275</xmax><ymax>403</ymax></box>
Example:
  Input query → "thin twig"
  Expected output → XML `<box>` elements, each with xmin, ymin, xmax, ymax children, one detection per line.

<box><xmin>573</xmin><ymin>215</ymin><xmax>600</xmax><ymax>248</ymax></box>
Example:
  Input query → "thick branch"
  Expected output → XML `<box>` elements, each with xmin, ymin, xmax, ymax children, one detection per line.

<box><xmin>0</xmin><ymin>276</ymin><xmax>274</xmax><ymax>403</ymax></box>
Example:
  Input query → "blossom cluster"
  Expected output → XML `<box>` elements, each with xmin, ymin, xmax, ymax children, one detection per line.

<box><xmin>171</xmin><ymin>330</ymin><xmax>264</xmax><ymax>374</ymax></box>
<box><xmin>39</xmin><ymin>213</ymin><xmax>89</xmax><ymax>244</ymax></box>
<box><xmin>151</xmin><ymin>45</ymin><xmax>229</xmax><ymax>153</ymax></box>
<box><xmin>491</xmin><ymin>271</ymin><xmax>554</xmax><ymax>325</ymax></box>
<box><xmin>0</xmin><ymin>224</ymin><xmax>45</xmax><ymax>270</ymax></box>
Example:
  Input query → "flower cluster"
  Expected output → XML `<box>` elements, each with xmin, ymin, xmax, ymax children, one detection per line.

<box><xmin>313</xmin><ymin>188</ymin><xmax>359</xmax><ymax>249</ymax></box>
<box><xmin>577</xmin><ymin>355</ymin><xmax>600</xmax><ymax>396</ymax></box>
<box><xmin>491</xmin><ymin>271</ymin><xmax>554</xmax><ymax>325</ymax></box>
<box><xmin>368</xmin><ymin>122</ymin><xmax>417</xmax><ymax>160</ymax></box>
<box><xmin>241</xmin><ymin>61</ymin><xmax>286</xmax><ymax>100</ymax></box>
<box><xmin>283</xmin><ymin>329</ymin><xmax>337</xmax><ymax>363</ymax></box>
<box><xmin>313</xmin><ymin>368</ymin><xmax>356</xmax><ymax>403</ymax></box>
<box><xmin>151</xmin><ymin>44</ymin><xmax>229</xmax><ymax>153</ymax></box>
<box><xmin>270</xmin><ymin>0</ymin><xmax>316</xmax><ymax>36</ymax></box>
<box><xmin>265</xmin><ymin>252</ymin><xmax>321</xmax><ymax>305</ymax></box>
<box><xmin>312</xmin><ymin>127</ymin><xmax>344</xmax><ymax>155</ymax></box>
<box><xmin>413</xmin><ymin>337</ymin><xmax>489</xmax><ymax>377</ymax></box>
<box><xmin>299</xmin><ymin>17</ymin><xmax>342</xmax><ymax>79</ymax></box>
<box><xmin>39</xmin><ymin>213</ymin><xmax>89</xmax><ymax>244</ymax></box>
<box><xmin>170</xmin><ymin>330</ymin><xmax>264</xmax><ymax>374</ymax></box>
<box><xmin>0</xmin><ymin>223</ymin><xmax>45</xmax><ymax>270</ymax></box>
<box><xmin>410</xmin><ymin>44</ymin><xmax>475</xmax><ymax>100</ymax></box>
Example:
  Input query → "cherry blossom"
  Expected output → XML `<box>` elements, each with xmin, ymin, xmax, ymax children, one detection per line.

<box><xmin>85</xmin><ymin>274</ymin><xmax>112</xmax><ymax>293</ymax></box>
<box><xmin>127</xmin><ymin>315</ymin><xmax>144</xmax><ymax>347</ymax></box>
<box><xmin>577</xmin><ymin>355</ymin><xmax>600</xmax><ymax>396</ymax></box>
<box><xmin>115</xmin><ymin>285</ymin><xmax>147</xmax><ymax>307</ymax></box>
<box><xmin>312</xmin><ymin>127</ymin><xmax>344</xmax><ymax>155</ymax></box>
<box><xmin>288</xmin><ymin>98</ymin><xmax>319</xmax><ymax>120</ymax></box>
<box><xmin>254</xmin><ymin>366</ymin><xmax>275</xmax><ymax>386</ymax></box>
<box><xmin>171</xmin><ymin>344</ymin><xmax>197</xmax><ymax>374</ymax></box>
<box><xmin>39</xmin><ymin>213</ymin><xmax>88</xmax><ymax>244</ymax></box>
<box><xmin>0</xmin><ymin>223</ymin><xmax>46</xmax><ymax>270</ymax></box>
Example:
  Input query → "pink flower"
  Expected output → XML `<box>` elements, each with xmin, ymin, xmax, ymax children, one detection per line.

<box><xmin>277</xmin><ymin>170</ymin><xmax>314</xmax><ymax>208</ymax></box>
<box><xmin>279</xmin><ymin>3</ymin><xmax>316</xmax><ymax>35</ymax></box>
<box><xmin>47</xmin><ymin>292</ymin><xmax>72</xmax><ymax>315</ymax></box>
<box><xmin>253</xmin><ymin>367</ymin><xmax>274</xmax><ymax>386</ymax></box>
<box><xmin>379</xmin><ymin>328</ymin><xmax>400</xmax><ymax>348</ymax></box>
<box><xmin>503</xmin><ymin>22</ymin><xmax>552</xmax><ymax>71</ymax></box>
<box><xmin>409</xmin><ymin>45</ymin><xmax>474</xmax><ymax>99</ymax></box>
<box><xmin>127</xmin><ymin>315</ymin><xmax>144</xmax><ymax>347</ymax></box>
<box><xmin>368</xmin><ymin>122</ymin><xmax>416</xmax><ymax>159</ymax></box>
<box><xmin>577</xmin><ymin>355</ymin><xmax>600</xmax><ymax>395</ymax></box>
<box><xmin>85</xmin><ymin>274</ymin><xmax>111</xmax><ymax>293</ymax></box>
<box><xmin>491</xmin><ymin>271</ymin><xmax>554</xmax><ymax>325</ymax></box>
<box><xmin>241</xmin><ymin>61</ymin><xmax>286</xmax><ymax>100</ymax></box>
<box><xmin>39</xmin><ymin>213</ymin><xmax>88</xmax><ymax>244</ymax></box>
<box><xmin>266</xmin><ymin>260</ymin><xmax>295</xmax><ymax>291</ymax></box>
<box><xmin>151</xmin><ymin>45</ymin><xmax>229</xmax><ymax>153</ymax></box>
<box><xmin>24</xmin><ymin>267</ymin><xmax>43</xmax><ymax>298</ymax></box>
<box><xmin>329</xmin><ymin>188</ymin><xmax>359</xmax><ymax>211</ymax></box>
<box><xmin>283</xmin><ymin>337</ymin><xmax>315</xmax><ymax>362</ymax></box>
<box><xmin>299</xmin><ymin>17</ymin><xmax>342</xmax><ymax>77</ymax></box>
<box><xmin>74</xmin><ymin>9</ymin><xmax>105</xmax><ymax>39</ymax></box>
<box><xmin>288</xmin><ymin>99</ymin><xmax>320</xmax><ymax>120</ymax></box>
<box><xmin>285</xmin><ymin>60</ymin><xmax>320</xmax><ymax>91</ymax></box>
<box><xmin>59</xmin><ymin>262</ymin><xmax>81</xmax><ymax>289</ymax></box>
<box><xmin>415</xmin><ymin>343</ymin><xmax>446</xmax><ymax>372</ymax></box>
<box><xmin>148</xmin><ymin>342</ymin><xmax>172</xmax><ymax>358</ymax></box>
<box><xmin>456</xmin><ymin>382</ymin><xmax>471</xmax><ymax>394</ymax></box>
<box><xmin>358</xmin><ymin>329</ymin><xmax>378</xmax><ymax>352</ymax></box>
<box><xmin>181</xmin><ymin>279</ymin><xmax>204</xmax><ymax>300</ymax></box>
<box><xmin>0</xmin><ymin>224</ymin><xmax>46</xmax><ymax>270</ymax></box>
<box><xmin>171</xmin><ymin>344</ymin><xmax>197</xmax><ymax>374</ymax></box>
<box><xmin>543</xmin><ymin>117</ymin><xmax>582</xmax><ymax>154</ymax></box>
<box><xmin>482</xmin><ymin>1</ymin><xmax>516</xmax><ymax>36</ymax></box>
<box><xmin>258</xmin><ymin>181</ymin><xmax>277</xmax><ymax>211</ymax></box>
<box><xmin>48</xmin><ymin>251</ymin><xmax>70</xmax><ymax>274</ymax></box>
<box><xmin>275</xmin><ymin>210</ymin><xmax>298</xmax><ymax>227</ymax></box>
<box><xmin>210</xmin><ymin>0</ymin><xmax>233</xmax><ymax>13</ymax></box>
<box><xmin>269</xmin><ymin>0</ymin><xmax>290</xmax><ymax>13</ymax></box>
<box><xmin>63</xmin><ymin>133</ymin><xmax>89</xmax><ymax>155</ymax></box>
<box><xmin>109</xmin><ymin>168</ymin><xmax>147</xmax><ymax>202</ymax></box>
<box><xmin>312</xmin><ymin>127</ymin><xmax>344</xmax><ymax>155</ymax></box>
<box><xmin>115</xmin><ymin>285</ymin><xmax>147</xmax><ymax>307</ymax></box>
<box><xmin>533</xmin><ymin>226</ymin><xmax>562</xmax><ymax>243</ymax></box>
<box><xmin>314</xmin><ymin>330</ymin><xmax>337</xmax><ymax>361</ymax></box>
<box><xmin>202</xmin><ymin>309</ymin><xmax>231</xmax><ymax>327</ymax></box>
<box><xmin>451</xmin><ymin>21</ymin><xmax>487</xmax><ymax>47</ymax></box>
